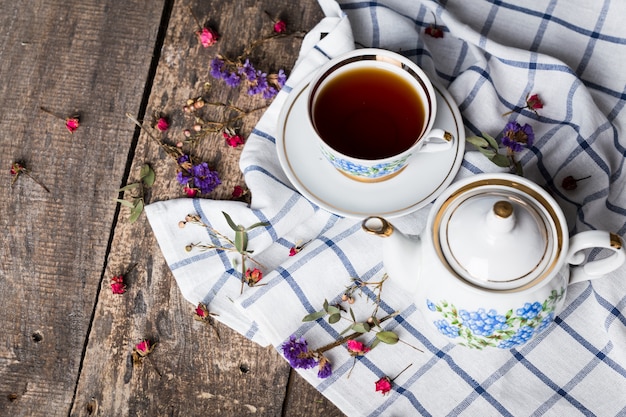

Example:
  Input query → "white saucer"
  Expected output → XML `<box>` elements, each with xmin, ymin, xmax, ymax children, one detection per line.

<box><xmin>276</xmin><ymin>74</ymin><xmax>465</xmax><ymax>219</ymax></box>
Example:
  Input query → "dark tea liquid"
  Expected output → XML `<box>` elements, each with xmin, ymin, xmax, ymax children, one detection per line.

<box><xmin>312</xmin><ymin>66</ymin><xmax>425</xmax><ymax>160</ymax></box>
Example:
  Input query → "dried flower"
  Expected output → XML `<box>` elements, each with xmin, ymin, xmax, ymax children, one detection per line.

<box><xmin>526</xmin><ymin>94</ymin><xmax>544</xmax><ymax>111</ymax></box>
<box><xmin>503</xmin><ymin>93</ymin><xmax>544</xmax><ymax>116</ymax></box>
<box><xmin>289</xmin><ymin>240</ymin><xmax>310</xmax><ymax>256</ymax></box>
<box><xmin>65</xmin><ymin>117</ymin><xmax>80</xmax><ymax>133</ymax></box>
<box><xmin>183</xmin><ymin>185</ymin><xmax>198</xmax><ymax>197</ymax></box>
<box><xmin>209</xmin><ymin>57</ymin><xmax>286</xmax><ymax>99</ymax></box>
<box><xmin>273</xmin><ymin>20</ymin><xmax>287</xmax><ymax>33</ymax></box>
<box><xmin>176</xmin><ymin>155</ymin><xmax>221</xmax><ymax>195</ymax></box>
<box><xmin>111</xmin><ymin>275</ymin><xmax>126</xmax><ymax>294</ymax></box>
<box><xmin>562</xmin><ymin>175</ymin><xmax>591</xmax><ymax>190</ymax></box>
<box><xmin>133</xmin><ymin>339</ymin><xmax>155</xmax><ymax>359</ymax></box>
<box><xmin>10</xmin><ymin>161</ymin><xmax>50</xmax><ymax>192</ymax></box>
<box><xmin>196</xmin><ymin>27</ymin><xmax>219</xmax><ymax>48</ymax></box>
<box><xmin>281</xmin><ymin>335</ymin><xmax>317</xmax><ymax>369</ymax></box>
<box><xmin>317</xmin><ymin>356</ymin><xmax>332</xmax><ymax>379</ymax></box>
<box><xmin>132</xmin><ymin>339</ymin><xmax>162</xmax><ymax>377</ymax></box>
<box><xmin>41</xmin><ymin>107</ymin><xmax>80</xmax><ymax>134</ymax></box>
<box><xmin>232</xmin><ymin>185</ymin><xmax>245</xmax><ymax>198</ymax></box>
<box><xmin>425</xmin><ymin>11</ymin><xmax>444</xmax><ymax>38</ymax></box>
<box><xmin>375</xmin><ymin>376</ymin><xmax>393</xmax><ymax>395</ymax></box>
<box><xmin>156</xmin><ymin>117</ymin><xmax>170</xmax><ymax>132</ymax></box>
<box><xmin>501</xmin><ymin>121</ymin><xmax>534</xmax><ymax>152</ymax></box>
<box><xmin>224</xmin><ymin>131</ymin><xmax>245</xmax><ymax>147</ymax></box>
<box><xmin>347</xmin><ymin>339</ymin><xmax>371</xmax><ymax>356</ymax></box>
<box><xmin>244</xmin><ymin>268</ymin><xmax>263</xmax><ymax>286</ymax></box>
<box><xmin>374</xmin><ymin>363</ymin><xmax>413</xmax><ymax>395</ymax></box>
<box><xmin>194</xmin><ymin>302</ymin><xmax>220</xmax><ymax>339</ymax></box>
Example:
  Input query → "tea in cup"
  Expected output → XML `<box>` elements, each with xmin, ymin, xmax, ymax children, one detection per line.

<box><xmin>308</xmin><ymin>48</ymin><xmax>453</xmax><ymax>182</ymax></box>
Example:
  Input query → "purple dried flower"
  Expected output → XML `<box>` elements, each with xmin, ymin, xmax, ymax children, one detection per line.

<box><xmin>502</xmin><ymin>121</ymin><xmax>534</xmax><ymax>152</ymax></box>
<box><xmin>239</xmin><ymin>59</ymin><xmax>257</xmax><ymax>81</ymax></box>
<box><xmin>224</xmin><ymin>71</ymin><xmax>241</xmax><ymax>87</ymax></box>
<box><xmin>191</xmin><ymin>162</ymin><xmax>221</xmax><ymax>194</ymax></box>
<box><xmin>263</xmin><ymin>86</ymin><xmax>278</xmax><ymax>99</ymax></box>
<box><xmin>276</xmin><ymin>69</ymin><xmax>287</xmax><ymax>87</ymax></box>
<box><xmin>281</xmin><ymin>335</ymin><xmax>317</xmax><ymax>369</ymax></box>
<box><xmin>317</xmin><ymin>358</ymin><xmax>332</xmax><ymax>379</ymax></box>
<box><xmin>210</xmin><ymin>57</ymin><xmax>226</xmax><ymax>79</ymax></box>
<box><xmin>176</xmin><ymin>171</ymin><xmax>190</xmax><ymax>186</ymax></box>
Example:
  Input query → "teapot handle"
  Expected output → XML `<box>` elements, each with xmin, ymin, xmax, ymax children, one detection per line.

<box><xmin>567</xmin><ymin>231</ymin><xmax>625</xmax><ymax>284</ymax></box>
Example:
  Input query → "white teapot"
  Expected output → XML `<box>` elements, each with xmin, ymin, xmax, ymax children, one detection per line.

<box><xmin>362</xmin><ymin>173</ymin><xmax>625</xmax><ymax>349</ymax></box>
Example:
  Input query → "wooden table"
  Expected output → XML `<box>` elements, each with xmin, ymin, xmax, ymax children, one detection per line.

<box><xmin>0</xmin><ymin>0</ymin><xmax>345</xmax><ymax>415</ymax></box>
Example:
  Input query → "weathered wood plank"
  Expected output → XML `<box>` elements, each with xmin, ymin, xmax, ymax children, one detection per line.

<box><xmin>0</xmin><ymin>0</ymin><xmax>165</xmax><ymax>416</ymax></box>
<box><xmin>71</xmin><ymin>0</ymin><xmax>344</xmax><ymax>416</ymax></box>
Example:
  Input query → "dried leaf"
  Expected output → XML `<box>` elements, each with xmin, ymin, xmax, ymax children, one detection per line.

<box><xmin>222</xmin><ymin>211</ymin><xmax>239</xmax><ymax>232</ymax></box>
<box><xmin>115</xmin><ymin>198</ymin><xmax>135</xmax><ymax>208</ymax></box>
<box><xmin>376</xmin><ymin>331</ymin><xmax>399</xmax><ymax>345</ymax></box>
<box><xmin>119</xmin><ymin>183</ymin><xmax>140</xmax><ymax>192</ymax></box>
<box><xmin>328</xmin><ymin>313</ymin><xmax>341</xmax><ymax>324</ymax></box>
<box><xmin>466</xmin><ymin>136</ymin><xmax>490</xmax><ymax>149</ymax></box>
<box><xmin>129</xmin><ymin>200</ymin><xmax>144</xmax><ymax>223</ymax></box>
<box><xmin>302</xmin><ymin>310</ymin><xmax>327</xmax><ymax>322</ymax></box>
<box><xmin>491</xmin><ymin>154</ymin><xmax>511</xmax><ymax>167</ymax></box>
<box><xmin>482</xmin><ymin>133</ymin><xmax>499</xmax><ymax>150</ymax></box>
<box><xmin>351</xmin><ymin>322</ymin><xmax>371</xmax><ymax>333</ymax></box>
<box><xmin>141</xmin><ymin>164</ymin><xmax>155</xmax><ymax>187</ymax></box>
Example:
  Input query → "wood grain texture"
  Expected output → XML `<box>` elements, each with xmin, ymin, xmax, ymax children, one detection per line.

<box><xmin>0</xmin><ymin>0</ymin><xmax>163</xmax><ymax>416</ymax></box>
<box><xmin>69</xmin><ymin>0</ymin><xmax>345</xmax><ymax>416</ymax></box>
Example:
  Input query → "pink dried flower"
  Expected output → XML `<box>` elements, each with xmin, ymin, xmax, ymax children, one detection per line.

<box><xmin>183</xmin><ymin>185</ymin><xmax>198</xmax><ymax>197</ymax></box>
<box><xmin>156</xmin><ymin>117</ymin><xmax>169</xmax><ymax>132</ymax></box>
<box><xmin>244</xmin><ymin>268</ymin><xmax>263</xmax><ymax>286</ymax></box>
<box><xmin>224</xmin><ymin>131</ymin><xmax>245</xmax><ymax>147</ymax></box>
<box><xmin>526</xmin><ymin>94</ymin><xmax>544</xmax><ymax>111</ymax></box>
<box><xmin>232</xmin><ymin>185</ymin><xmax>245</xmax><ymax>198</ymax></box>
<box><xmin>425</xmin><ymin>12</ymin><xmax>444</xmax><ymax>38</ymax></box>
<box><xmin>65</xmin><ymin>117</ymin><xmax>80</xmax><ymax>133</ymax></box>
<box><xmin>111</xmin><ymin>275</ymin><xmax>126</xmax><ymax>294</ymax></box>
<box><xmin>289</xmin><ymin>240</ymin><xmax>310</xmax><ymax>256</ymax></box>
<box><xmin>133</xmin><ymin>339</ymin><xmax>155</xmax><ymax>359</ymax></box>
<box><xmin>273</xmin><ymin>20</ymin><xmax>287</xmax><ymax>33</ymax></box>
<box><xmin>347</xmin><ymin>339</ymin><xmax>371</xmax><ymax>356</ymax></box>
<box><xmin>196</xmin><ymin>27</ymin><xmax>218</xmax><ymax>47</ymax></box>
<box><xmin>375</xmin><ymin>376</ymin><xmax>392</xmax><ymax>395</ymax></box>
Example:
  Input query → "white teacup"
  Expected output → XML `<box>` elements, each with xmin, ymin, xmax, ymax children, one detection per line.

<box><xmin>307</xmin><ymin>48</ymin><xmax>453</xmax><ymax>182</ymax></box>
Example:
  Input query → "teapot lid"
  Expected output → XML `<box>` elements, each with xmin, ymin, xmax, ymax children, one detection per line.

<box><xmin>436</xmin><ymin>182</ymin><xmax>560</xmax><ymax>290</ymax></box>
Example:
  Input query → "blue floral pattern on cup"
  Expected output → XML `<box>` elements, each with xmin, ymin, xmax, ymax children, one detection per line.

<box><xmin>320</xmin><ymin>146</ymin><xmax>410</xmax><ymax>180</ymax></box>
<box><xmin>427</xmin><ymin>288</ymin><xmax>565</xmax><ymax>349</ymax></box>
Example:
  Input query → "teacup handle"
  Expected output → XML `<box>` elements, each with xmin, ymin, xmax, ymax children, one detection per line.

<box><xmin>419</xmin><ymin>128</ymin><xmax>455</xmax><ymax>153</ymax></box>
<box><xmin>567</xmin><ymin>231</ymin><xmax>625</xmax><ymax>284</ymax></box>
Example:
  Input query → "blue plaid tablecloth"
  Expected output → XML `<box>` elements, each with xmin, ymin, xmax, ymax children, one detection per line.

<box><xmin>145</xmin><ymin>0</ymin><xmax>626</xmax><ymax>415</ymax></box>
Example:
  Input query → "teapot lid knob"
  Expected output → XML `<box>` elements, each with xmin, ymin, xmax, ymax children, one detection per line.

<box><xmin>493</xmin><ymin>200</ymin><xmax>513</xmax><ymax>218</ymax></box>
